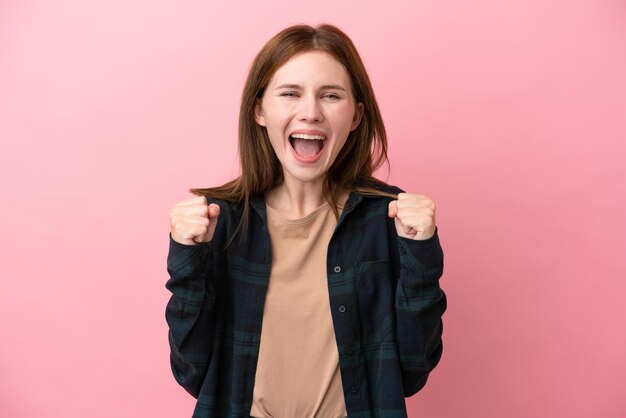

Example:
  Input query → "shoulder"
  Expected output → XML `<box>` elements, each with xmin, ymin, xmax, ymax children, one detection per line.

<box><xmin>344</xmin><ymin>182</ymin><xmax>405</xmax><ymax>217</ymax></box>
<box><xmin>358</xmin><ymin>182</ymin><xmax>405</xmax><ymax>204</ymax></box>
<box><xmin>203</xmin><ymin>196</ymin><xmax>242</xmax><ymax>212</ymax></box>
<box><xmin>356</xmin><ymin>178</ymin><xmax>405</xmax><ymax>195</ymax></box>
<box><xmin>371</xmin><ymin>183</ymin><xmax>405</xmax><ymax>196</ymax></box>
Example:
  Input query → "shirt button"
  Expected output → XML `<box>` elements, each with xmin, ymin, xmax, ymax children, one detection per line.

<box><xmin>351</xmin><ymin>385</ymin><xmax>358</xmax><ymax>394</ymax></box>
<box><xmin>345</xmin><ymin>347</ymin><xmax>353</xmax><ymax>355</ymax></box>
<box><xmin>338</xmin><ymin>305</ymin><xmax>346</xmax><ymax>313</ymax></box>
<box><xmin>333</xmin><ymin>266</ymin><xmax>341</xmax><ymax>273</ymax></box>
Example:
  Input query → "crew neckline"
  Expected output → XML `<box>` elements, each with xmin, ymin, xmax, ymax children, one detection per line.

<box><xmin>265</xmin><ymin>201</ymin><xmax>331</xmax><ymax>225</ymax></box>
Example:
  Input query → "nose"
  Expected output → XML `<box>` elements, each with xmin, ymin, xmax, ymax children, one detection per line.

<box><xmin>298</xmin><ymin>95</ymin><xmax>324</xmax><ymax>123</ymax></box>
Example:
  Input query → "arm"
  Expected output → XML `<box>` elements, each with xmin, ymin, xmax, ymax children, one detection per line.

<box><xmin>395</xmin><ymin>228</ymin><xmax>446</xmax><ymax>396</ymax></box>
<box><xmin>388</xmin><ymin>192</ymin><xmax>447</xmax><ymax>396</ymax></box>
<box><xmin>165</xmin><ymin>196</ymin><xmax>222</xmax><ymax>397</ymax></box>
<box><xmin>165</xmin><ymin>233</ymin><xmax>216</xmax><ymax>398</ymax></box>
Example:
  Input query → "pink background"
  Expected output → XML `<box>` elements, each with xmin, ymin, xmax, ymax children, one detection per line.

<box><xmin>1</xmin><ymin>0</ymin><xmax>625</xmax><ymax>416</ymax></box>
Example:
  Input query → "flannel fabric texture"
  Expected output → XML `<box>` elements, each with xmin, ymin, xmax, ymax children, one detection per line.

<box><xmin>165</xmin><ymin>184</ymin><xmax>447</xmax><ymax>418</ymax></box>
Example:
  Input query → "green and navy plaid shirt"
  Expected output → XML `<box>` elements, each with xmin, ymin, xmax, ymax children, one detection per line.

<box><xmin>165</xmin><ymin>184</ymin><xmax>446</xmax><ymax>418</ymax></box>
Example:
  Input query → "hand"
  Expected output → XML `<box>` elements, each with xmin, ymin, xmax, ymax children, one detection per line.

<box><xmin>388</xmin><ymin>193</ymin><xmax>436</xmax><ymax>241</ymax></box>
<box><xmin>169</xmin><ymin>195</ymin><xmax>220</xmax><ymax>245</ymax></box>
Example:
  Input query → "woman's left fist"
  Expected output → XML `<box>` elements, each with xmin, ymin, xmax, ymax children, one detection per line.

<box><xmin>388</xmin><ymin>193</ymin><xmax>437</xmax><ymax>240</ymax></box>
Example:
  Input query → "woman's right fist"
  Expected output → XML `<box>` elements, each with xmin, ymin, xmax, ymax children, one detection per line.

<box><xmin>169</xmin><ymin>195</ymin><xmax>220</xmax><ymax>245</ymax></box>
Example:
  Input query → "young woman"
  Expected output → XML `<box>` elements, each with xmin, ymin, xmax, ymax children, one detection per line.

<box><xmin>166</xmin><ymin>23</ymin><xmax>446</xmax><ymax>418</ymax></box>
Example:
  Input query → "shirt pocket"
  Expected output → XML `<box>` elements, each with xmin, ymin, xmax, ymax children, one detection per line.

<box><xmin>355</xmin><ymin>260</ymin><xmax>395</xmax><ymax>344</ymax></box>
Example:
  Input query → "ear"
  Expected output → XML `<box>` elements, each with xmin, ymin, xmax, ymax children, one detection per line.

<box><xmin>254</xmin><ymin>99</ymin><xmax>267</xmax><ymax>127</ymax></box>
<box><xmin>350</xmin><ymin>102</ymin><xmax>364</xmax><ymax>131</ymax></box>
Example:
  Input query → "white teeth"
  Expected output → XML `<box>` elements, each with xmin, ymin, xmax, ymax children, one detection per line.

<box><xmin>290</xmin><ymin>133</ymin><xmax>326</xmax><ymax>140</ymax></box>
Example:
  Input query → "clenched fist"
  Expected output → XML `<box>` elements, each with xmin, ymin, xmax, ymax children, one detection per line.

<box><xmin>169</xmin><ymin>195</ymin><xmax>220</xmax><ymax>245</ymax></box>
<box><xmin>388</xmin><ymin>193</ymin><xmax>437</xmax><ymax>241</ymax></box>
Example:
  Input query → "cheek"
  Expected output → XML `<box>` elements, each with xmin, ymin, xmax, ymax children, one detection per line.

<box><xmin>263</xmin><ymin>115</ymin><xmax>286</xmax><ymax>139</ymax></box>
<box><xmin>267</xmin><ymin>134</ymin><xmax>284</xmax><ymax>153</ymax></box>
<box><xmin>334</xmin><ymin>137</ymin><xmax>349</xmax><ymax>154</ymax></box>
<box><xmin>332</xmin><ymin>117</ymin><xmax>355</xmax><ymax>141</ymax></box>
<box><xmin>332</xmin><ymin>107</ymin><xmax>357</xmax><ymax>131</ymax></box>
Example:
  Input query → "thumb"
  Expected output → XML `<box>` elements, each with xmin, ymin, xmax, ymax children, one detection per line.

<box><xmin>193</xmin><ymin>203</ymin><xmax>221</xmax><ymax>243</ymax></box>
<box><xmin>206</xmin><ymin>203</ymin><xmax>221</xmax><ymax>235</ymax></box>
<box><xmin>388</xmin><ymin>200</ymin><xmax>398</xmax><ymax>218</ymax></box>
<box><xmin>208</xmin><ymin>203</ymin><xmax>221</xmax><ymax>220</ymax></box>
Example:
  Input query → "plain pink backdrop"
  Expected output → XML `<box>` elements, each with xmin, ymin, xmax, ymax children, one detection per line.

<box><xmin>1</xmin><ymin>0</ymin><xmax>625</xmax><ymax>417</ymax></box>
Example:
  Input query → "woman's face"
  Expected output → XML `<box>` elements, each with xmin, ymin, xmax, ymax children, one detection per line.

<box><xmin>254</xmin><ymin>50</ymin><xmax>364</xmax><ymax>187</ymax></box>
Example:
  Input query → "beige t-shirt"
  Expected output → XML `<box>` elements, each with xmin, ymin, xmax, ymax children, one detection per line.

<box><xmin>249</xmin><ymin>202</ymin><xmax>347</xmax><ymax>418</ymax></box>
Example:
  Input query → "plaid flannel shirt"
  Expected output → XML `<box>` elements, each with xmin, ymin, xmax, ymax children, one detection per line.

<box><xmin>165</xmin><ymin>184</ymin><xmax>446</xmax><ymax>418</ymax></box>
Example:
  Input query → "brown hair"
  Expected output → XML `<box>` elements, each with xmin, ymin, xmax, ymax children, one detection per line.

<box><xmin>190</xmin><ymin>23</ymin><xmax>395</xmax><ymax>242</ymax></box>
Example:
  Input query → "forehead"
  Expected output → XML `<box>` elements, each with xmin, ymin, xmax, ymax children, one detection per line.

<box><xmin>268</xmin><ymin>50</ymin><xmax>352</xmax><ymax>87</ymax></box>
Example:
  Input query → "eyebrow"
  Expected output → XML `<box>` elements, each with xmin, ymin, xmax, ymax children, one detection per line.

<box><xmin>274</xmin><ymin>83</ymin><xmax>347</xmax><ymax>92</ymax></box>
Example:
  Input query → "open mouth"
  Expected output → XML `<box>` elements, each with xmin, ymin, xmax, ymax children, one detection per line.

<box><xmin>289</xmin><ymin>133</ymin><xmax>327</xmax><ymax>158</ymax></box>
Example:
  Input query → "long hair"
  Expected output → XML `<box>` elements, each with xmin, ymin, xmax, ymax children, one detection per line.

<box><xmin>190</xmin><ymin>23</ymin><xmax>395</xmax><ymax>242</ymax></box>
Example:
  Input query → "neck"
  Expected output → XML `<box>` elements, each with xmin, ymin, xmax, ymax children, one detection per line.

<box><xmin>265</xmin><ymin>176</ymin><xmax>326</xmax><ymax>219</ymax></box>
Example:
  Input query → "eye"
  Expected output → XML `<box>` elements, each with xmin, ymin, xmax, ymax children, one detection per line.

<box><xmin>323</xmin><ymin>93</ymin><xmax>341</xmax><ymax>100</ymax></box>
<box><xmin>280</xmin><ymin>91</ymin><xmax>298</xmax><ymax>97</ymax></box>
